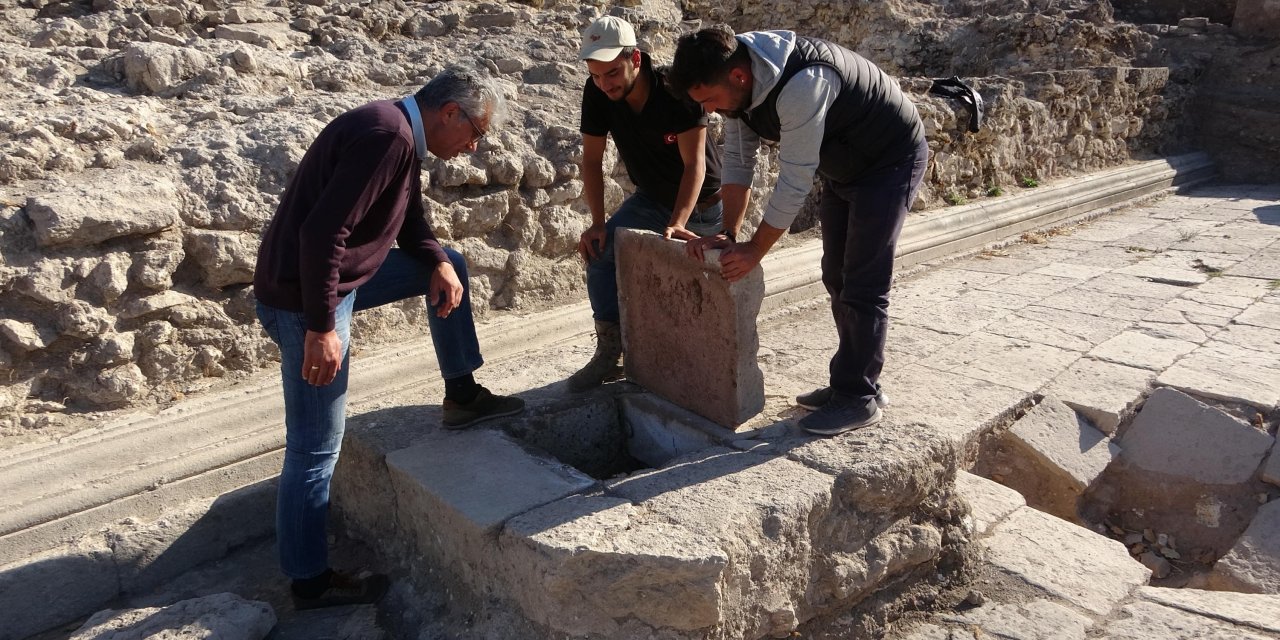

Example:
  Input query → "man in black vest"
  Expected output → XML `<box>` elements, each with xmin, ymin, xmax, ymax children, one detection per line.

<box><xmin>669</xmin><ymin>27</ymin><xmax>928</xmax><ymax>436</ymax></box>
<box><xmin>570</xmin><ymin>16</ymin><xmax>724</xmax><ymax>391</ymax></box>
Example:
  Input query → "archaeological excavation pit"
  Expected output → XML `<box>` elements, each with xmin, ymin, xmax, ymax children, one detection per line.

<box><xmin>331</xmin><ymin>387</ymin><xmax>976</xmax><ymax>639</ymax></box>
<box><xmin>973</xmin><ymin>386</ymin><xmax>1279</xmax><ymax>591</ymax></box>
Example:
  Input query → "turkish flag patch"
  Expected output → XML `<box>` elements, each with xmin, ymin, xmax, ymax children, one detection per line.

<box><xmin>663</xmin><ymin>132</ymin><xmax>678</xmax><ymax>144</ymax></box>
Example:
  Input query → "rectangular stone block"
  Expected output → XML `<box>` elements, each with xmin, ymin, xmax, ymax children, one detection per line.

<box><xmin>1043</xmin><ymin>357</ymin><xmax>1154</xmax><ymax>434</ymax></box>
<box><xmin>984</xmin><ymin>507</ymin><xmax>1150</xmax><ymax>616</ymax></box>
<box><xmin>385</xmin><ymin>430</ymin><xmax>595</xmax><ymax>594</ymax></box>
<box><xmin>615</xmin><ymin>229</ymin><xmax>764</xmax><ymax>427</ymax></box>
<box><xmin>1121</xmin><ymin>387</ymin><xmax>1273</xmax><ymax>485</ymax></box>
<box><xmin>1208</xmin><ymin>500</ymin><xmax>1280</xmax><ymax>594</ymax></box>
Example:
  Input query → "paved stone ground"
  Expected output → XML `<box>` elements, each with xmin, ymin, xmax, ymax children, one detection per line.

<box><xmin>28</xmin><ymin>183</ymin><xmax>1280</xmax><ymax>639</ymax></box>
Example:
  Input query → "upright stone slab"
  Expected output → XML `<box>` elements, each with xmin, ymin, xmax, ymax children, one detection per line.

<box><xmin>615</xmin><ymin>229</ymin><xmax>764</xmax><ymax>427</ymax></box>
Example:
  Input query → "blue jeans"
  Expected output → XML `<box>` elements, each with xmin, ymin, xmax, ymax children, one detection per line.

<box><xmin>586</xmin><ymin>191</ymin><xmax>723</xmax><ymax>323</ymax></box>
<box><xmin>255</xmin><ymin>247</ymin><xmax>483</xmax><ymax>579</ymax></box>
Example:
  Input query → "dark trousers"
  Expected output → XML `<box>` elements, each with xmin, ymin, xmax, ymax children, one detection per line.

<box><xmin>818</xmin><ymin>139</ymin><xmax>929</xmax><ymax>400</ymax></box>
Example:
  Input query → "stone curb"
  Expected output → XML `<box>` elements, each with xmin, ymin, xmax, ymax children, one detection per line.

<box><xmin>0</xmin><ymin>153</ymin><xmax>1214</xmax><ymax>637</ymax></box>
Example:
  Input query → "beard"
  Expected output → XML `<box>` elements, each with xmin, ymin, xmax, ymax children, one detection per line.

<box><xmin>717</xmin><ymin>82</ymin><xmax>753</xmax><ymax>118</ymax></box>
<box><xmin>609</xmin><ymin>74</ymin><xmax>639</xmax><ymax>101</ymax></box>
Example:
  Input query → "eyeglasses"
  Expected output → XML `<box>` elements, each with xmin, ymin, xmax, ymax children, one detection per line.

<box><xmin>458</xmin><ymin>107</ymin><xmax>486</xmax><ymax>145</ymax></box>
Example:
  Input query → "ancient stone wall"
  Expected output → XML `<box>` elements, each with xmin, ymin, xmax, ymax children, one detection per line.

<box><xmin>0</xmin><ymin>0</ymin><xmax>1216</xmax><ymax>430</ymax></box>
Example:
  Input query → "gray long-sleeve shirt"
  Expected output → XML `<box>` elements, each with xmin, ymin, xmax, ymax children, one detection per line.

<box><xmin>722</xmin><ymin>31</ymin><xmax>841</xmax><ymax>230</ymax></box>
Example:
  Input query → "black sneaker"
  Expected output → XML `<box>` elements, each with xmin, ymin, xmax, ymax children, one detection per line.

<box><xmin>795</xmin><ymin>384</ymin><xmax>888</xmax><ymax>410</ymax></box>
<box><xmin>442</xmin><ymin>386</ymin><xmax>525</xmax><ymax>429</ymax></box>
<box><xmin>292</xmin><ymin>570</ymin><xmax>390</xmax><ymax>611</ymax></box>
<box><xmin>798</xmin><ymin>394</ymin><xmax>882</xmax><ymax>436</ymax></box>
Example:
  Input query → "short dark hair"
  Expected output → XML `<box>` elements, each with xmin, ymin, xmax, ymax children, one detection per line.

<box><xmin>668</xmin><ymin>25</ymin><xmax>750</xmax><ymax>97</ymax></box>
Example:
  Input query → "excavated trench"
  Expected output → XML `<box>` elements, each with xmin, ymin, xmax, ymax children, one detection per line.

<box><xmin>973</xmin><ymin>387</ymin><xmax>1279</xmax><ymax>589</ymax></box>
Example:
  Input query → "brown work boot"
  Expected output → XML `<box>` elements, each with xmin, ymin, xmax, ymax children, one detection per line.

<box><xmin>567</xmin><ymin>320</ymin><xmax>624</xmax><ymax>392</ymax></box>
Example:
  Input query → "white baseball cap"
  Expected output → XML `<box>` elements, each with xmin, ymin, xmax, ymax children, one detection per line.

<box><xmin>579</xmin><ymin>16</ymin><xmax>637</xmax><ymax>62</ymax></box>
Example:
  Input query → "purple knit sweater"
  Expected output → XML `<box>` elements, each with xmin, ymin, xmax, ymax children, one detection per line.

<box><xmin>253</xmin><ymin>100</ymin><xmax>449</xmax><ymax>332</ymax></box>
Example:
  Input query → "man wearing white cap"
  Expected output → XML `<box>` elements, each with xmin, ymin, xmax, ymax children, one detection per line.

<box><xmin>569</xmin><ymin>15</ymin><xmax>725</xmax><ymax>391</ymax></box>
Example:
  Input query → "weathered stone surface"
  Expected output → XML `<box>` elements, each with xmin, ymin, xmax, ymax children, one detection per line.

<box><xmin>122</xmin><ymin>42</ymin><xmax>215</xmax><ymax>95</ymax></box>
<box><xmin>1043</xmin><ymin>357</ymin><xmax>1153</xmax><ymax>434</ymax></box>
<box><xmin>214</xmin><ymin>23</ymin><xmax>308</xmax><ymax>50</ymax></box>
<box><xmin>1235</xmin><ymin>301</ymin><xmax>1280</xmax><ymax>330</ymax></box>
<box><xmin>923</xmin><ymin>331</ymin><xmax>1081</xmax><ymax>392</ymax></box>
<box><xmin>501</xmin><ymin>494</ymin><xmax>729</xmax><ymax>637</ymax></box>
<box><xmin>1265</xmin><ymin>450</ymin><xmax>1280</xmax><ymax>488</ymax></box>
<box><xmin>984</xmin><ymin>507</ymin><xmax>1149</xmax><ymax>615</ymax></box>
<box><xmin>501</xmin><ymin>442</ymin><xmax>960</xmax><ymax>640</ymax></box>
<box><xmin>1100</xmin><ymin>601</ymin><xmax>1275</xmax><ymax>640</ymax></box>
<box><xmin>1113</xmin><ymin>261</ymin><xmax>1210</xmax><ymax>286</ymax></box>
<box><xmin>974</xmin><ymin>272</ymin><xmax>1077</xmax><ymax>298</ymax></box>
<box><xmin>1001</xmin><ymin>397</ymin><xmax>1118</xmax><ymax>520</ymax></box>
<box><xmin>69</xmin><ymin>593</ymin><xmax>275</xmax><ymax>640</ymax></box>
<box><xmin>877</xmin><ymin>364</ymin><xmax>1027</xmax><ymax>454</ymax></box>
<box><xmin>620</xmin><ymin>393</ymin><xmax>734</xmax><ymax>468</ymax></box>
<box><xmin>1077</xmin><ymin>273</ymin><xmax>1190</xmax><ymax>300</ymax></box>
<box><xmin>185</xmin><ymin>230</ymin><xmax>256</xmax><ymax>288</ymax></box>
<box><xmin>1088</xmin><ymin>329</ymin><xmax>1199</xmax><ymax>371</ymax></box>
<box><xmin>25</xmin><ymin>171</ymin><xmax>180</xmax><ymax>248</ymax></box>
<box><xmin>954</xmin><ymin>471</ymin><xmax>1025</xmax><ymax>538</ymax></box>
<box><xmin>387</xmin><ymin>429</ymin><xmax>593</xmax><ymax>535</ymax></box>
<box><xmin>1228</xmin><ymin>253</ymin><xmax>1280</xmax><ymax>280</ymax></box>
<box><xmin>1136</xmin><ymin>586</ymin><xmax>1280</xmax><ymax>633</ymax></box>
<box><xmin>1120</xmin><ymin>388</ymin><xmax>1272</xmax><ymax>485</ymax></box>
<box><xmin>939</xmin><ymin>600</ymin><xmax>1092</xmax><ymax>640</ymax></box>
<box><xmin>0</xmin><ymin>537</ymin><xmax>119</xmax><ymax>640</ymax></box>
<box><xmin>616</xmin><ymin>229</ymin><xmax>764</xmax><ymax>427</ymax></box>
<box><xmin>119</xmin><ymin>291</ymin><xmax>200</xmax><ymax>320</ymax></box>
<box><xmin>1209</xmin><ymin>500</ymin><xmax>1280</xmax><ymax>594</ymax></box>
<box><xmin>1158</xmin><ymin>340</ymin><xmax>1280</xmax><ymax>410</ymax></box>
<box><xmin>984</xmin><ymin>305</ymin><xmax>1130</xmax><ymax>352</ymax></box>
<box><xmin>0</xmin><ymin>319</ymin><xmax>53</xmax><ymax>353</ymax></box>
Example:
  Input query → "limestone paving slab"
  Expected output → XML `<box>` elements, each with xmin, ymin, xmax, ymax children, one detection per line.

<box><xmin>1043</xmin><ymin>357</ymin><xmax>1154</xmax><ymax>434</ymax></box>
<box><xmin>1007</xmin><ymin>397</ymin><xmax>1118</xmax><ymax>493</ymax></box>
<box><xmin>1146</xmin><ymin>298</ymin><xmax>1239</xmax><ymax>328</ymax></box>
<box><xmin>938</xmin><ymin>600</ymin><xmax>1093</xmax><ymax>640</ymax></box>
<box><xmin>890</xmin><ymin>297</ymin><xmax>1005</xmax><ymax>335</ymax></box>
<box><xmin>1028</xmin><ymin>262</ymin><xmax>1110</xmax><ymax>280</ymax></box>
<box><xmin>1235</xmin><ymin>301</ymin><xmax>1280</xmax><ymax>330</ymax></box>
<box><xmin>1157</xmin><ymin>341</ymin><xmax>1280</xmax><ymax>409</ymax></box>
<box><xmin>1075</xmin><ymin>272</ymin><xmax>1193</xmax><ymax>300</ymax></box>
<box><xmin>1119</xmin><ymin>388</ymin><xmax>1273</xmax><ymax>485</ymax></box>
<box><xmin>1137</xmin><ymin>586</ymin><xmax>1280</xmax><ymax>634</ymax></box>
<box><xmin>1063</xmin><ymin>245</ymin><xmax>1145</xmax><ymax>269</ymax></box>
<box><xmin>973</xmin><ymin>272</ymin><xmax>1077</xmax><ymax>298</ymax></box>
<box><xmin>1113</xmin><ymin>261</ymin><xmax>1210</xmax><ymax>286</ymax></box>
<box><xmin>909</xmin><ymin>266</ymin><xmax>1012</xmax><ymax>292</ymax></box>
<box><xmin>949</xmin><ymin>256</ymin><xmax>1043</xmax><ymax>275</ymax></box>
<box><xmin>954</xmin><ymin>471</ymin><xmax>1025</xmax><ymax>538</ymax></box>
<box><xmin>1062</xmin><ymin>218</ymin><xmax>1162</xmax><ymax>242</ymax></box>
<box><xmin>1210</xmin><ymin>323</ymin><xmax>1280</xmax><ymax>355</ymax></box>
<box><xmin>1210</xmin><ymin>500</ymin><xmax>1280</xmax><ymax>594</ymax></box>
<box><xmin>616</xmin><ymin>229</ymin><xmax>765</xmax><ymax>427</ymax></box>
<box><xmin>985</xmin><ymin>305</ymin><xmax>1131</xmax><ymax>353</ymax></box>
<box><xmin>1135</xmin><ymin>318</ymin><xmax>1212</xmax><ymax>343</ymax></box>
<box><xmin>1088</xmin><ymin>329</ymin><xmax>1198</xmax><ymax>370</ymax></box>
<box><xmin>883</xmin><ymin>322</ymin><xmax>966</xmax><ymax>367</ymax></box>
<box><xmin>1099</xmin><ymin>601</ymin><xmax>1277</xmax><ymax>640</ymax></box>
<box><xmin>954</xmin><ymin>289</ymin><xmax>1039</xmax><ymax>311</ymax></box>
<box><xmin>1195</xmin><ymin>274</ymin><xmax>1276</xmax><ymax>300</ymax></box>
<box><xmin>923</xmin><ymin>331</ymin><xmax>1081</xmax><ymax>392</ymax></box>
<box><xmin>983</xmin><ymin>507</ymin><xmax>1149</xmax><ymax>616</ymax></box>
<box><xmin>863</xmin><ymin>365</ymin><xmax>1027</xmax><ymax>456</ymax></box>
<box><xmin>1265</xmin><ymin>450</ymin><xmax>1280</xmax><ymax>488</ymax></box>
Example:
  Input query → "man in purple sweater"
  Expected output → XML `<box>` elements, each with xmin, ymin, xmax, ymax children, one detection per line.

<box><xmin>253</xmin><ymin>65</ymin><xmax>523</xmax><ymax>609</ymax></box>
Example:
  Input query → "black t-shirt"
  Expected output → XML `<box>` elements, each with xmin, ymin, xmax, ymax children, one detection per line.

<box><xmin>580</xmin><ymin>53</ymin><xmax>721</xmax><ymax>211</ymax></box>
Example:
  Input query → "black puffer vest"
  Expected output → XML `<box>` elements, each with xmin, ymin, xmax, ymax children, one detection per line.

<box><xmin>738</xmin><ymin>37</ymin><xmax>924</xmax><ymax>183</ymax></box>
